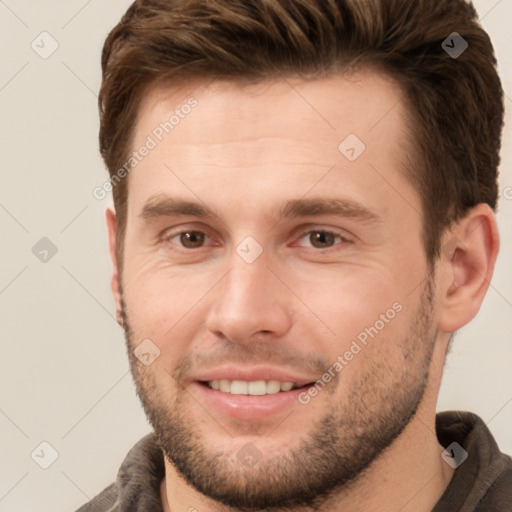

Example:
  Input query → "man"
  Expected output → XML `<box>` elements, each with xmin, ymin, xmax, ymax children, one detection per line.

<box><xmin>78</xmin><ymin>0</ymin><xmax>511</xmax><ymax>511</ymax></box>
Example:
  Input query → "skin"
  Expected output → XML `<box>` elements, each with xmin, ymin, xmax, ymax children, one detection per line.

<box><xmin>106</xmin><ymin>70</ymin><xmax>499</xmax><ymax>512</ymax></box>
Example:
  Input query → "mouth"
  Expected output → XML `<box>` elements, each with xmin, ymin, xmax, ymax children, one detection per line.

<box><xmin>193</xmin><ymin>377</ymin><xmax>317</xmax><ymax>420</ymax></box>
<box><xmin>199</xmin><ymin>379</ymin><xmax>313</xmax><ymax>396</ymax></box>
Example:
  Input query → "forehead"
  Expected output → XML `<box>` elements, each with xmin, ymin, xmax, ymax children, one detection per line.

<box><xmin>126</xmin><ymin>70</ymin><xmax>416</xmax><ymax>221</ymax></box>
<box><xmin>136</xmin><ymin>70</ymin><xmax>407</xmax><ymax>146</ymax></box>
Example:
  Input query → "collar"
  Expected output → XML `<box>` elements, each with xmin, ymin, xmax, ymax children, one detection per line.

<box><xmin>114</xmin><ymin>411</ymin><xmax>509</xmax><ymax>511</ymax></box>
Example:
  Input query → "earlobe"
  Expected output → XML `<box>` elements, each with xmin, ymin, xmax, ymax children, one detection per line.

<box><xmin>105</xmin><ymin>208</ymin><xmax>123</xmax><ymax>326</ymax></box>
<box><xmin>438</xmin><ymin>204</ymin><xmax>500</xmax><ymax>333</ymax></box>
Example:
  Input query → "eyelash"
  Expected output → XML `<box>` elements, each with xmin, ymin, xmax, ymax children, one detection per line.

<box><xmin>162</xmin><ymin>227</ymin><xmax>353</xmax><ymax>251</ymax></box>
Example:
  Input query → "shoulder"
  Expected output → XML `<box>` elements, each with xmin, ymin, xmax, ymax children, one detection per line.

<box><xmin>74</xmin><ymin>482</ymin><xmax>118</xmax><ymax>512</ymax></box>
<box><xmin>434</xmin><ymin>411</ymin><xmax>512</xmax><ymax>512</ymax></box>
<box><xmin>474</xmin><ymin>460</ymin><xmax>512</xmax><ymax>511</ymax></box>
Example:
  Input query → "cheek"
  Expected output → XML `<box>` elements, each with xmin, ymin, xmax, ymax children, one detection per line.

<box><xmin>121</xmin><ymin>260</ymin><xmax>220</xmax><ymax>356</ymax></box>
<box><xmin>294</xmin><ymin>264</ymin><xmax>403</xmax><ymax>344</ymax></box>
<box><xmin>297</xmin><ymin>266</ymin><xmax>414</xmax><ymax>392</ymax></box>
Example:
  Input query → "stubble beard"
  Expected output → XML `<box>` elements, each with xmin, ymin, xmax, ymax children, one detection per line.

<box><xmin>120</xmin><ymin>276</ymin><xmax>437</xmax><ymax>512</ymax></box>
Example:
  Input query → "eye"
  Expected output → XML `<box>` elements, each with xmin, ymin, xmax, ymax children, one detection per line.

<box><xmin>167</xmin><ymin>230</ymin><xmax>209</xmax><ymax>249</ymax></box>
<box><xmin>295</xmin><ymin>229</ymin><xmax>351</xmax><ymax>249</ymax></box>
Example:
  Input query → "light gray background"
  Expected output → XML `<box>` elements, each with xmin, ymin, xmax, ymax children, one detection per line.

<box><xmin>0</xmin><ymin>1</ymin><xmax>511</xmax><ymax>511</ymax></box>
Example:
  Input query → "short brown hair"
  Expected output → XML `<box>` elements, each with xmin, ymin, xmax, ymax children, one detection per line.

<box><xmin>99</xmin><ymin>0</ymin><xmax>504</xmax><ymax>268</ymax></box>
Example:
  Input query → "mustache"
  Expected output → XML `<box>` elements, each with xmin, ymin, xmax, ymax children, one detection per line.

<box><xmin>171</xmin><ymin>339</ymin><xmax>329</xmax><ymax>385</ymax></box>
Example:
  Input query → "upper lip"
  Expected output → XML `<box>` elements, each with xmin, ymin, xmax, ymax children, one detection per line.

<box><xmin>193</xmin><ymin>366</ymin><xmax>317</xmax><ymax>387</ymax></box>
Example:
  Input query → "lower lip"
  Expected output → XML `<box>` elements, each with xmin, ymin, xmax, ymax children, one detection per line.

<box><xmin>190</xmin><ymin>382</ymin><xmax>312</xmax><ymax>421</ymax></box>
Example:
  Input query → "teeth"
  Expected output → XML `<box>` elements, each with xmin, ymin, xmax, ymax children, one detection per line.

<box><xmin>230</xmin><ymin>380</ymin><xmax>247</xmax><ymax>395</ymax></box>
<box><xmin>266</xmin><ymin>380</ymin><xmax>281</xmax><ymax>394</ymax></box>
<box><xmin>207</xmin><ymin>379</ymin><xmax>299</xmax><ymax>395</ymax></box>
<box><xmin>280</xmin><ymin>382</ymin><xmax>294</xmax><ymax>391</ymax></box>
<box><xmin>248</xmin><ymin>381</ymin><xmax>266</xmax><ymax>395</ymax></box>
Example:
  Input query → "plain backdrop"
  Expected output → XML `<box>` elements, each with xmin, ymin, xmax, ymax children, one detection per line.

<box><xmin>0</xmin><ymin>1</ymin><xmax>511</xmax><ymax>511</ymax></box>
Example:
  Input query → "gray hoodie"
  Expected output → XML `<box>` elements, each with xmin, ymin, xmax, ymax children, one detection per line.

<box><xmin>75</xmin><ymin>411</ymin><xmax>512</xmax><ymax>512</ymax></box>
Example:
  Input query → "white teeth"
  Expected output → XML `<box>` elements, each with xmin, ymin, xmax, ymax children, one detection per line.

<box><xmin>207</xmin><ymin>379</ymin><xmax>299</xmax><ymax>395</ymax></box>
<box><xmin>280</xmin><ymin>381</ymin><xmax>294</xmax><ymax>392</ymax></box>
<box><xmin>248</xmin><ymin>380</ymin><xmax>266</xmax><ymax>395</ymax></box>
<box><xmin>230</xmin><ymin>381</ymin><xmax>248</xmax><ymax>395</ymax></box>
<box><xmin>266</xmin><ymin>380</ymin><xmax>281</xmax><ymax>394</ymax></box>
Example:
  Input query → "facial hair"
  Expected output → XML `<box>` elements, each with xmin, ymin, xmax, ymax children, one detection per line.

<box><xmin>120</xmin><ymin>276</ymin><xmax>436</xmax><ymax>512</ymax></box>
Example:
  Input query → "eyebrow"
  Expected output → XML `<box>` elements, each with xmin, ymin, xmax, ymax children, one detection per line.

<box><xmin>138</xmin><ymin>194</ymin><xmax>382</xmax><ymax>225</ymax></box>
<box><xmin>276</xmin><ymin>197</ymin><xmax>382</xmax><ymax>225</ymax></box>
<box><xmin>139</xmin><ymin>195</ymin><xmax>219</xmax><ymax>221</ymax></box>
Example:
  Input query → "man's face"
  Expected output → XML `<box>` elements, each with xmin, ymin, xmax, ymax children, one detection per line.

<box><xmin>114</xmin><ymin>71</ymin><xmax>440</xmax><ymax>510</ymax></box>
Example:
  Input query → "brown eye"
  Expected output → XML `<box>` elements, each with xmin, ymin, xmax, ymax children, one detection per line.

<box><xmin>308</xmin><ymin>231</ymin><xmax>337</xmax><ymax>249</ymax></box>
<box><xmin>294</xmin><ymin>229</ymin><xmax>351</xmax><ymax>251</ymax></box>
<box><xmin>179</xmin><ymin>231</ymin><xmax>206</xmax><ymax>248</ymax></box>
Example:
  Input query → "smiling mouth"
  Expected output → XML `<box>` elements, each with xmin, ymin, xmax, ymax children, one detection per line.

<box><xmin>199</xmin><ymin>379</ymin><xmax>313</xmax><ymax>396</ymax></box>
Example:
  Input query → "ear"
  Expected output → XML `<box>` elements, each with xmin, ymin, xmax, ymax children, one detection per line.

<box><xmin>438</xmin><ymin>204</ymin><xmax>500</xmax><ymax>333</ymax></box>
<box><xmin>105</xmin><ymin>207</ymin><xmax>123</xmax><ymax>326</ymax></box>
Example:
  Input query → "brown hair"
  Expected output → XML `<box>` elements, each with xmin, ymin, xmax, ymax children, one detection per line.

<box><xmin>99</xmin><ymin>0</ymin><xmax>504</xmax><ymax>268</ymax></box>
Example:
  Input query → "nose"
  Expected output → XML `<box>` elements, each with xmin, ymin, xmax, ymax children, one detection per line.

<box><xmin>204</xmin><ymin>249</ymin><xmax>293</xmax><ymax>344</ymax></box>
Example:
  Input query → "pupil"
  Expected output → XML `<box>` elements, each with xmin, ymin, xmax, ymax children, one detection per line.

<box><xmin>311</xmin><ymin>231</ymin><xmax>334</xmax><ymax>248</ymax></box>
<box><xmin>181</xmin><ymin>231</ymin><xmax>204</xmax><ymax>248</ymax></box>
